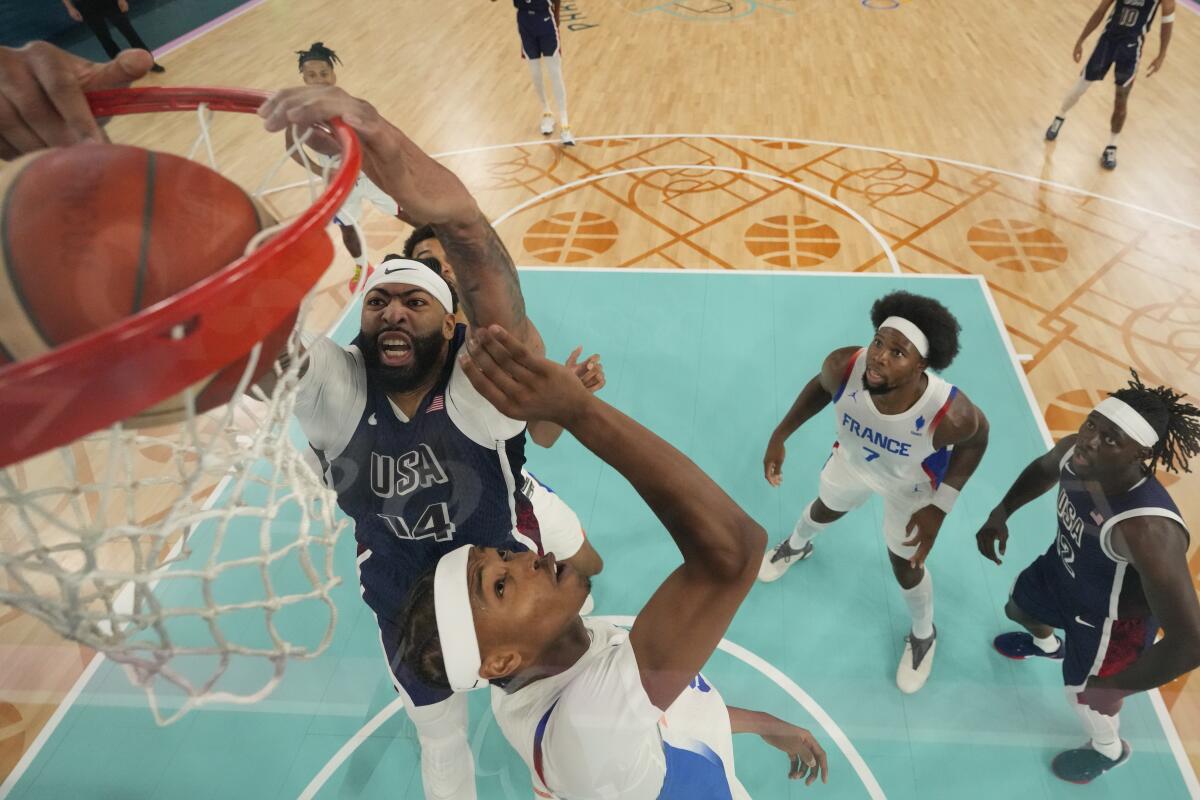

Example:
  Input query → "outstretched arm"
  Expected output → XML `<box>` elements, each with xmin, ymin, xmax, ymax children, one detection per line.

<box><xmin>259</xmin><ymin>86</ymin><xmax>536</xmax><ymax>345</ymax></box>
<box><xmin>460</xmin><ymin>326</ymin><xmax>765</xmax><ymax>711</ymax></box>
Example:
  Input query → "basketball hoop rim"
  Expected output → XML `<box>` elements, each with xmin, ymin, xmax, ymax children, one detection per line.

<box><xmin>0</xmin><ymin>86</ymin><xmax>362</xmax><ymax>469</ymax></box>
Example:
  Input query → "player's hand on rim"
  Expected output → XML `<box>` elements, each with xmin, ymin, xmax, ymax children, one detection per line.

<box><xmin>0</xmin><ymin>42</ymin><xmax>153</xmax><ymax>160</ymax></box>
<box><xmin>460</xmin><ymin>325</ymin><xmax>592</xmax><ymax>426</ymax></box>
<box><xmin>974</xmin><ymin>507</ymin><xmax>1009</xmax><ymax>565</ymax></box>
<box><xmin>259</xmin><ymin>86</ymin><xmax>481</xmax><ymax>227</ymax></box>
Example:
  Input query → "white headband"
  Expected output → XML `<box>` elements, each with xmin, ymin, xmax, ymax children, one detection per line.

<box><xmin>1094</xmin><ymin>397</ymin><xmax>1160</xmax><ymax>448</ymax></box>
<box><xmin>433</xmin><ymin>544</ymin><xmax>486</xmax><ymax>692</ymax></box>
<box><xmin>879</xmin><ymin>316</ymin><xmax>929</xmax><ymax>357</ymax></box>
<box><xmin>363</xmin><ymin>258</ymin><xmax>454</xmax><ymax>315</ymax></box>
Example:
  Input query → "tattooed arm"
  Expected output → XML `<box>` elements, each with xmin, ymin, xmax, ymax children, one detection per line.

<box><xmin>435</xmin><ymin>214</ymin><xmax>533</xmax><ymax>344</ymax></box>
<box><xmin>259</xmin><ymin>85</ymin><xmax>533</xmax><ymax>343</ymax></box>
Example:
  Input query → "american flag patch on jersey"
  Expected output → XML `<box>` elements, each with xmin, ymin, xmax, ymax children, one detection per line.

<box><xmin>427</xmin><ymin>395</ymin><xmax>445</xmax><ymax>413</ymax></box>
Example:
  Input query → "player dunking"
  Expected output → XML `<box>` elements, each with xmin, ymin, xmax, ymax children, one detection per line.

<box><xmin>492</xmin><ymin>0</ymin><xmax>575</xmax><ymax>145</ymax></box>
<box><xmin>399</xmin><ymin>325</ymin><xmax>829</xmax><ymax>799</ymax></box>
<box><xmin>978</xmin><ymin>371</ymin><xmax>1200</xmax><ymax>783</ymax></box>
<box><xmin>1044</xmin><ymin>0</ymin><xmax>1175</xmax><ymax>170</ymax></box>
<box><xmin>261</xmin><ymin>86</ymin><xmax>611</xmax><ymax>797</ymax></box>
<box><xmin>758</xmin><ymin>292</ymin><xmax>990</xmax><ymax>693</ymax></box>
<box><xmin>288</xmin><ymin>42</ymin><xmax>400</xmax><ymax>290</ymax></box>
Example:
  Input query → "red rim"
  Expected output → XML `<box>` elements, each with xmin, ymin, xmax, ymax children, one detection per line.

<box><xmin>0</xmin><ymin>86</ymin><xmax>362</xmax><ymax>468</ymax></box>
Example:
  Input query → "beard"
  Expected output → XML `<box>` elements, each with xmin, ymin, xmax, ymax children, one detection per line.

<box><xmin>861</xmin><ymin>372</ymin><xmax>894</xmax><ymax>396</ymax></box>
<box><xmin>363</xmin><ymin>328</ymin><xmax>448</xmax><ymax>393</ymax></box>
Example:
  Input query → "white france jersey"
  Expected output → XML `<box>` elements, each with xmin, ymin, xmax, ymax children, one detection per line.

<box><xmin>492</xmin><ymin>618</ymin><xmax>749</xmax><ymax>800</ymax></box>
<box><xmin>831</xmin><ymin>347</ymin><xmax>958</xmax><ymax>492</ymax></box>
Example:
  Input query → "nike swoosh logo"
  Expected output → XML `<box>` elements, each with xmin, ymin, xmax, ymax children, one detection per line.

<box><xmin>1074</xmin><ymin>615</ymin><xmax>1095</xmax><ymax>628</ymax></box>
<box><xmin>384</xmin><ymin>265</ymin><xmax>413</xmax><ymax>275</ymax></box>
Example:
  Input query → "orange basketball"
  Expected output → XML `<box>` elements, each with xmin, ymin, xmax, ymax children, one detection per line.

<box><xmin>0</xmin><ymin>144</ymin><xmax>288</xmax><ymax>427</ymax></box>
<box><xmin>744</xmin><ymin>215</ymin><xmax>840</xmax><ymax>268</ymax></box>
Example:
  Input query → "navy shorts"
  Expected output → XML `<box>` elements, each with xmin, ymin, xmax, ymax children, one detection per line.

<box><xmin>1084</xmin><ymin>32</ymin><xmax>1142</xmax><ymax>87</ymax></box>
<box><xmin>1011</xmin><ymin>550</ymin><xmax>1157</xmax><ymax>688</ymax></box>
<box><xmin>517</xmin><ymin>10</ymin><xmax>559</xmax><ymax>58</ymax></box>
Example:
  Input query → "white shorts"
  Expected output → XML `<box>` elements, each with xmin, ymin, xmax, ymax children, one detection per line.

<box><xmin>523</xmin><ymin>472</ymin><xmax>586</xmax><ymax>560</ymax></box>
<box><xmin>817</xmin><ymin>445</ymin><xmax>935</xmax><ymax>559</ymax></box>
<box><xmin>333</xmin><ymin>175</ymin><xmax>399</xmax><ymax>226</ymax></box>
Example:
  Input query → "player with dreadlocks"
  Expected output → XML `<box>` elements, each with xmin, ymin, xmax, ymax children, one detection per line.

<box><xmin>286</xmin><ymin>42</ymin><xmax>400</xmax><ymax>291</ymax></box>
<box><xmin>978</xmin><ymin>370</ymin><xmax>1200</xmax><ymax>784</ymax></box>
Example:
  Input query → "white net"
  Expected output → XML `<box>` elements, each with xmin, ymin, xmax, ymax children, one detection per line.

<box><xmin>0</xmin><ymin>102</ymin><xmax>357</xmax><ymax>724</ymax></box>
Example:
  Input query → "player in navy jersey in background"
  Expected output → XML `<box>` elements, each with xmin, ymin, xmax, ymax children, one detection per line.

<box><xmin>1044</xmin><ymin>0</ymin><xmax>1175</xmax><ymax>169</ymax></box>
<box><xmin>258</xmin><ymin>85</ymin><xmax>606</xmax><ymax>799</ymax></box>
<box><xmin>978</xmin><ymin>370</ymin><xmax>1200</xmax><ymax>783</ymax></box>
<box><xmin>492</xmin><ymin>0</ymin><xmax>575</xmax><ymax>145</ymax></box>
<box><xmin>758</xmin><ymin>292</ymin><xmax>990</xmax><ymax>694</ymax></box>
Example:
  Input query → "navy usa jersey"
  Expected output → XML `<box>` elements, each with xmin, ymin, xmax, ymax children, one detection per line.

<box><xmin>1104</xmin><ymin>0</ymin><xmax>1161</xmax><ymax>40</ymax></box>
<box><xmin>312</xmin><ymin>324</ymin><xmax>542</xmax><ymax>622</ymax></box>
<box><xmin>1050</xmin><ymin>444</ymin><xmax>1187</xmax><ymax>621</ymax></box>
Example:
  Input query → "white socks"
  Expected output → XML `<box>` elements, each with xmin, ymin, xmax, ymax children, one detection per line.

<box><xmin>1109</xmin><ymin>132</ymin><xmax>1120</xmax><ymax>147</ymax></box>
<box><xmin>900</xmin><ymin>569</ymin><xmax>935</xmax><ymax>640</ymax></box>
<box><xmin>787</xmin><ymin>502</ymin><xmax>830</xmax><ymax>550</ymax></box>
<box><xmin>1069</xmin><ymin>689</ymin><xmax>1123</xmax><ymax>760</ymax></box>
<box><xmin>1033</xmin><ymin>633</ymin><xmax>1060</xmax><ymax>653</ymax></box>
<box><xmin>407</xmin><ymin>693</ymin><xmax>476</xmax><ymax>799</ymax></box>
<box><xmin>1060</xmin><ymin>75</ymin><xmax>1091</xmax><ymax>115</ymax></box>
<box><xmin>527</xmin><ymin>59</ymin><xmax>551</xmax><ymax>113</ymax></box>
<box><xmin>544</xmin><ymin>54</ymin><xmax>569</xmax><ymax>127</ymax></box>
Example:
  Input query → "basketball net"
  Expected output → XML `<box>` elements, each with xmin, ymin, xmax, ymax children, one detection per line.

<box><xmin>0</xmin><ymin>96</ymin><xmax>361</xmax><ymax>724</ymax></box>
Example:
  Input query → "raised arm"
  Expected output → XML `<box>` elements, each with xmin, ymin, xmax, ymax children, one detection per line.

<box><xmin>460</xmin><ymin>326</ymin><xmax>766</xmax><ymax>711</ymax></box>
<box><xmin>1091</xmin><ymin>516</ymin><xmax>1200</xmax><ymax>693</ymax></box>
<box><xmin>763</xmin><ymin>345</ymin><xmax>859</xmax><ymax>486</ymax></box>
<box><xmin>976</xmin><ymin>434</ymin><xmax>1076</xmax><ymax>564</ymax></box>
<box><xmin>259</xmin><ymin>86</ymin><xmax>534</xmax><ymax>345</ymax></box>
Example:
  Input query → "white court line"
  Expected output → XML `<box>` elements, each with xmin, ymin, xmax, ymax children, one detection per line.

<box><xmin>298</xmin><ymin>615</ymin><xmax>886</xmax><ymax>800</ymax></box>
<box><xmin>433</xmin><ymin>133</ymin><xmax>1200</xmax><ymax>233</ymax></box>
<box><xmin>488</xmin><ymin>164</ymin><xmax>902</xmax><ymax>275</ymax></box>
<box><xmin>976</xmin><ymin>278</ymin><xmax>1200</xmax><ymax>799</ymax></box>
<box><xmin>296</xmin><ymin>696</ymin><xmax>407</xmax><ymax>800</ymax></box>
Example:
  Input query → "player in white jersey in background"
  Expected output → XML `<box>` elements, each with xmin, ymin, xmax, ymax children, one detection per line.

<box><xmin>758</xmin><ymin>292</ymin><xmax>990</xmax><ymax>693</ymax></box>
<box><xmin>397</xmin><ymin>326</ymin><xmax>829</xmax><ymax>800</ymax></box>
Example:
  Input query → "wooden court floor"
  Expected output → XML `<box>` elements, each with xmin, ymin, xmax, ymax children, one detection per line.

<box><xmin>2</xmin><ymin>0</ymin><xmax>1200</xmax><ymax>787</ymax></box>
